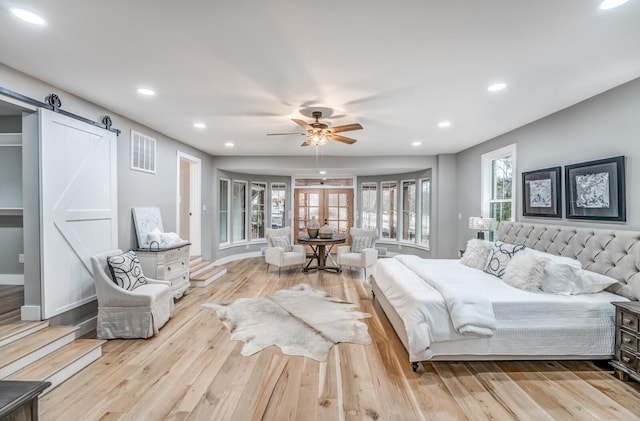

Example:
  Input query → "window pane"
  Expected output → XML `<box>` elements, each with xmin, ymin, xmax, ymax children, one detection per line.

<box><xmin>402</xmin><ymin>180</ymin><xmax>416</xmax><ymax>241</ymax></box>
<box><xmin>420</xmin><ymin>178</ymin><xmax>430</xmax><ymax>247</ymax></box>
<box><xmin>489</xmin><ymin>201</ymin><xmax>512</xmax><ymax>240</ymax></box>
<box><xmin>251</xmin><ymin>182</ymin><xmax>265</xmax><ymax>240</ymax></box>
<box><xmin>219</xmin><ymin>179</ymin><xmax>229</xmax><ymax>243</ymax></box>
<box><xmin>339</xmin><ymin>193</ymin><xmax>347</xmax><ymax>207</ymax></box>
<box><xmin>492</xmin><ymin>156</ymin><xmax>512</xmax><ymax>200</ymax></box>
<box><xmin>361</xmin><ymin>183</ymin><xmax>377</xmax><ymax>231</ymax></box>
<box><xmin>232</xmin><ymin>181</ymin><xmax>246</xmax><ymax>241</ymax></box>
<box><xmin>270</xmin><ymin>183</ymin><xmax>286</xmax><ymax>229</ymax></box>
<box><xmin>381</xmin><ymin>182</ymin><xmax>397</xmax><ymax>239</ymax></box>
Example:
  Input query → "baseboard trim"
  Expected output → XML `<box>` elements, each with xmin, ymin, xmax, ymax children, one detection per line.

<box><xmin>75</xmin><ymin>316</ymin><xmax>97</xmax><ymax>338</ymax></box>
<box><xmin>214</xmin><ymin>252</ymin><xmax>261</xmax><ymax>266</ymax></box>
<box><xmin>21</xmin><ymin>305</ymin><xmax>41</xmax><ymax>321</ymax></box>
<box><xmin>0</xmin><ymin>274</ymin><xmax>24</xmax><ymax>285</ymax></box>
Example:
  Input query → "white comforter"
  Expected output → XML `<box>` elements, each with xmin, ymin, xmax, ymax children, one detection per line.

<box><xmin>375</xmin><ymin>256</ymin><xmax>624</xmax><ymax>360</ymax></box>
<box><xmin>394</xmin><ymin>255</ymin><xmax>497</xmax><ymax>337</ymax></box>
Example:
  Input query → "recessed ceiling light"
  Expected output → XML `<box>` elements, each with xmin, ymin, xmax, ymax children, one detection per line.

<box><xmin>224</xmin><ymin>141</ymin><xmax>234</xmax><ymax>148</ymax></box>
<box><xmin>488</xmin><ymin>83</ymin><xmax>507</xmax><ymax>92</ymax></box>
<box><xmin>318</xmin><ymin>169</ymin><xmax>327</xmax><ymax>175</ymax></box>
<box><xmin>193</xmin><ymin>122</ymin><xmax>206</xmax><ymax>129</ymax></box>
<box><xmin>11</xmin><ymin>8</ymin><xmax>46</xmax><ymax>25</ymax></box>
<box><xmin>438</xmin><ymin>121</ymin><xmax>451</xmax><ymax>128</ymax></box>
<box><xmin>137</xmin><ymin>88</ymin><xmax>156</xmax><ymax>96</ymax></box>
<box><xmin>600</xmin><ymin>0</ymin><xmax>628</xmax><ymax>9</ymax></box>
<box><xmin>412</xmin><ymin>141</ymin><xmax>422</xmax><ymax>147</ymax></box>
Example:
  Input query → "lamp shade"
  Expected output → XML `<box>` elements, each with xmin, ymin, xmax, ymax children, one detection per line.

<box><xmin>468</xmin><ymin>217</ymin><xmax>496</xmax><ymax>231</ymax></box>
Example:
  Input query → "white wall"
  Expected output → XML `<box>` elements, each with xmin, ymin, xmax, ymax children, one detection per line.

<box><xmin>456</xmin><ymin>77</ymin><xmax>640</xmax><ymax>249</ymax></box>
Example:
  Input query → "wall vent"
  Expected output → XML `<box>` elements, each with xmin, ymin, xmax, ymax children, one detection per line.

<box><xmin>130</xmin><ymin>130</ymin><xmax>156</xmax><ymax>174</ymax></box>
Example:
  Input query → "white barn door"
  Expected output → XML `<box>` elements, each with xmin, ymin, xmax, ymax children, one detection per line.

<box><xmin>39</xmin><ymin>108</ymin><xmax>118</xmax><ymax>319</ymax></box>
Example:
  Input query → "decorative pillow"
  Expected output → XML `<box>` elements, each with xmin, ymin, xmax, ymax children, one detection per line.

<box><xmin>271</xmin><ymin>236</ymin><xmax>292</xmax><ymax>251</ymax></box>
<box><xmin>460</xmin><ymin>239</ymin><xmax>493</xmax><ymax>270</ymax></box>
<box><xmin>484</xmin><ymin>242</ymin><xmax>526</xmax><ymax>278</ymax></box>
<box><xmin>160</xmin><ymin>232</ymin><xmax>181</xmax><ymax>246</ymax></box>
<box><xmin>607</xmin><ymin>282</ymin><xmax>637</xmax><ymax>300</ymax></box>
<box><xmin>351</xmin><ymin>236</ymin><xmax>372</xmax><ymax>253</ymax></box>
<box><xmin>107</xmin><ymin>251</ymin><xmax>147</xmax><ymax>291</ymax></box>
<box><xmin>502</xmin><ymin>252</ymin><xmax>547</xmax><ymax>292</ymax></box>
<box><xmin>147</xmin><ymin>227</ymin><xmax>162</xmax><ymax>246</ymax></box>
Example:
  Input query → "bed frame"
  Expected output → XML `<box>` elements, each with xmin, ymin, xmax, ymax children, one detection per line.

<box><xmin>372</xmin><ymin>222</ymin><xmax>640</xmax><ymax>370</ymax></box>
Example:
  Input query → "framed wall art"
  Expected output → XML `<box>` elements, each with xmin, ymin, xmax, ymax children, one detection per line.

<box><xmin>565</xmin><ymin>156</ymin><xmax>626</xmax><ymax>221</ymax></box>
<box><xmin>522</xmin><ymin>166</ymin><xmax>561</xmax><ymax>217</ymax></box>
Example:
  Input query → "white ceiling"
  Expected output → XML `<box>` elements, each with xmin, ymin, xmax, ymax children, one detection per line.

<box><xmin>1</xmin><ymin>0</ymin><xmax>640</xmax><ymax>161</ymax></box>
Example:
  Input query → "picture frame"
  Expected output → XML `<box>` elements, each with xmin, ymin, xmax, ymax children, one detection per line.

<box><xmin>565</xmin><ymin>156</ymin><xmax>626</xmax><ymax>221</ymax></box>
<box><xmin>522</xmin><ymin>166</ymin><xmax>562</xmax><ymax>218</ymax></box>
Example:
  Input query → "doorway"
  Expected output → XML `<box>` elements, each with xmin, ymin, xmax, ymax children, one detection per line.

<box><xmin>294</xmin><ymin>188</ymin><xmax>354</xmax><ymax>248</ymax></box>
<box><xmin>176</xmin><ymin>152</ymin><xmax>202</xmax><ymax>256</ymax></box>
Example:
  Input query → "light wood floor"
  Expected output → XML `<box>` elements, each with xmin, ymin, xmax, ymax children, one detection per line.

<box><xmin>38</xmin><ymin>257</ymin><xmax>640</xmax><ymax>420</ymax></box>
<box><xmin>0</xmin><ymin>285</ymin><xmax>23</xmax><ymax>324</ymax></box>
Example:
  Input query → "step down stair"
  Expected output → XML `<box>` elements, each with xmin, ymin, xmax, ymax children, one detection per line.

<box><xmin>189</xmin><ymin>259</ymin><xmax>227</xmax><ymax>287</ymax></box>
<box><xmin>0</xmin><ymin>322</ymin><xmax>104</xmax><ymax>395</ymax></box>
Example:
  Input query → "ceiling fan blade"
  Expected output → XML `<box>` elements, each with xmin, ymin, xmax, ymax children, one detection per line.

<box><xmin>301</xmin><ymin>140</ymin><xmax>311</xmax><ymax>147</ymax></box>
<box><xmin>329</xmin><ymin>123</ymin><xmax>363</xmax><ymax>133</ymax></box>
<box><xmin>266</xmin><ymin>132</ymin><xmax>306</xmax><ymax>136</ymax></box>
<box><xmin>292</xmin><ymin>118</ymin><xmax>314</xmax><ymax>131</ymax></box>
<box><xmin>328</xmin><ymin>134</ymin><xmax>357</xmax><ymax>144</ymax></box>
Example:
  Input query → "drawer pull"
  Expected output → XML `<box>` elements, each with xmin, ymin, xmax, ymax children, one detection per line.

<box><xmin>623</xmin><ymin>356</ymin><xmax>632</xmax><ymax>363</ymax></box>
<box><xmin>182</xmin><ymin>261</ymin><xmax>185</xmax><ymax>266</ymax></box>
<box><xmin>623</xmin><ymin>318</ymin><xmax>632</xmax><ymax>325</ymax></box>
<box><xmin>167</xmin><ymin>267</ymin><xmax>171</xmax><ymax>271</ymax></box>
<box><xmin>623</xmin><ymin>337</ymin><xmax>633</xmax><ymax>344</ymax></box>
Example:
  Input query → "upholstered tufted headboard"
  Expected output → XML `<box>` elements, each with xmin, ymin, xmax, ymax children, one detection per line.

<box><xmin>498</xmin><ymin>222</ymin><xmax>640</xmax><ymax>299</ymax></box>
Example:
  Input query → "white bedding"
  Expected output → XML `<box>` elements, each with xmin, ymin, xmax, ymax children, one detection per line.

<box><xmin>375</xmin><ymin>256</ymin><xmax>627</xmax><ymax>361</ymax></box>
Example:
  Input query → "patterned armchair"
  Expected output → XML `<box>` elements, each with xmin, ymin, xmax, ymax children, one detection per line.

<box><xmin>337</xmin><ymin>228</ymin><xmax>378</xmax><ymax>279</ymax></box>
<box><xmin>265</xmin><ymin>226</ymin><xmax>306</xmax><ymax>276</ymax></box>
<box><xmin>91</xmin><ymin>249</ymin><xmax>174</xmax><ymax>339</ymax></box>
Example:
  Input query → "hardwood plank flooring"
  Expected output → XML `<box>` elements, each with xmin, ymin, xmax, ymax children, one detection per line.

<box><xmin>38</xmin><ymin>257</ymin><xmax>640</xmax><ymax>420</ymax></box>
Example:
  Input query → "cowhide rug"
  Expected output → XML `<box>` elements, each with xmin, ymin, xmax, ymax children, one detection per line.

<box><xmin>203</xmin><ymin>284</ymin><xmax>372</xmax><ymax>362</ymax></box>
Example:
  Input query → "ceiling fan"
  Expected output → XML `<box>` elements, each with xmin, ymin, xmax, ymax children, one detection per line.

<box><xmin>267</xmin><ymin>111</ymin><xmax>363</xmax><ymax>146</ymax></box>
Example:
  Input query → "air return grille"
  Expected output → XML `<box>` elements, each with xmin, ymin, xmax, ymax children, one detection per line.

<box><xmin>130</xmin><ymin>130</ymin><xmax>156</xmax><ymax>174</ymax></box>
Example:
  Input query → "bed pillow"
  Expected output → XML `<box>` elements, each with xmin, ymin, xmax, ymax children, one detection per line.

<box><xmin>271</xmin><ymin>236</ymin><xmax>292</xmax><ymax>251</ymax></box>
<box><xmin>351</xmin><ymin>236</ymin><xmax>372</xmax><ymax>253</ymax></box>
<box><xmin>460</xmin><ymin>239</ymin><xmax>493</xmax><ymax>270</ymax></box>
<box><xmin>502</xmin><ymin>252</ymin><xmax>547</xmax><ymax>292</ymax></box>
<box><xmin>484</xmin><ymin>242</ymin><xmax>526</xmax><ymax>278</ymax></box>
<box><xmin>573</xmin><ymin>270</ymin><xmax>619</xmax><ymax>294</ymax></box>
<box><xmin>524</xmin><ymin>248</ymin><xmax>582</xmax><ymax>269</ymax></box>
<box><xmin>540</xmin><ymin>263</ymin><xmax>580</xmax><ymax>295</ymax></box>
<box><xmin>107</xmin><ymin>251</ymin><xmax>147</xmax><ymax>291</ymax></box>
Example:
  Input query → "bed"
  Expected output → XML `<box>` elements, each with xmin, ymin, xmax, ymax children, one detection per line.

<box><xmin>372</xmin><ymin>222</ymin><xmax>640</xmax><ymax>369</ymax></box>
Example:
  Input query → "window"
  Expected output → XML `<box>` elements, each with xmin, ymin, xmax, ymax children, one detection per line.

<box><xmin>219</xmin><ymin>178</ymin><xmax>229</xmax><ymax>244</ymax></box>
<box><xmin>482</xmin><ymin>144</ymin><xmax>516</xmax><ymax>239</ymax></box>
<box><xmin>270</xmin><ymin>183</ymin><xmax>286</xmax><ymax>229</ymax></box>
<box><xmin>401</xmin><ymin>180</ymin><xmax>416</xmax><ymax>241</ymax></box>
<box><xmin>232</xmin><ymin>181</ymin><xmax>247</xmax><ymax>242</ymax></box>
<box><xmin>381</xmin><ymin>181</ymin><xmax>397</xmax><ymax>239</ymax></box>
<box><xmin>361</xmin><ymin>182</ymin><xmax>377</xmax><ymax>230</ymax></box>
<box><xmin>251</xmin><ymin>182</ymin><xmax>266</xmax><ymax>240</ymax></box>
<box><xmin>420</xmin><ymin>178</ymin><xmax>430</xmax><ymax>247</ymax></box>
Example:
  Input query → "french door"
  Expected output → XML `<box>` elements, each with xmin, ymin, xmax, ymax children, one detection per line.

<box><xmin>294</xmin><ymin>188</ymin><xmax>354</xmax><ymax>247</ymax></box>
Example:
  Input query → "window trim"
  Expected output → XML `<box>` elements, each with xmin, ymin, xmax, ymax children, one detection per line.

<box><xmin>219</xmin><ymin>178</ymin><xmax>231</xmax><ymax>246</ymax></box>
<box><xmin>250</xmin><ymin>181</ymin><xmax>267</xmax><ymax>241</ymax></box>
<box><xmin>269</xmin><ymin>182</ymin><xmax>287</xmax><ymax>230</ymax></box>
<box><xmin>418</xmin><ymin>177</ymin><xmax>431</xmax><ymax>247</ymax></box>
<box><xmin>400</xmin><ymin>179</ymin><xmax>416</xmax><ymax>243</ymax></box>
<box><xmin>232</xmin><ymin>179</ymin><xmax>248</xmax><ymax>243</ymax></box>
<box><xmin>481</xmin><ymin>143</ymin><xmax>517</xmax><ymax>226</ymax></box>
